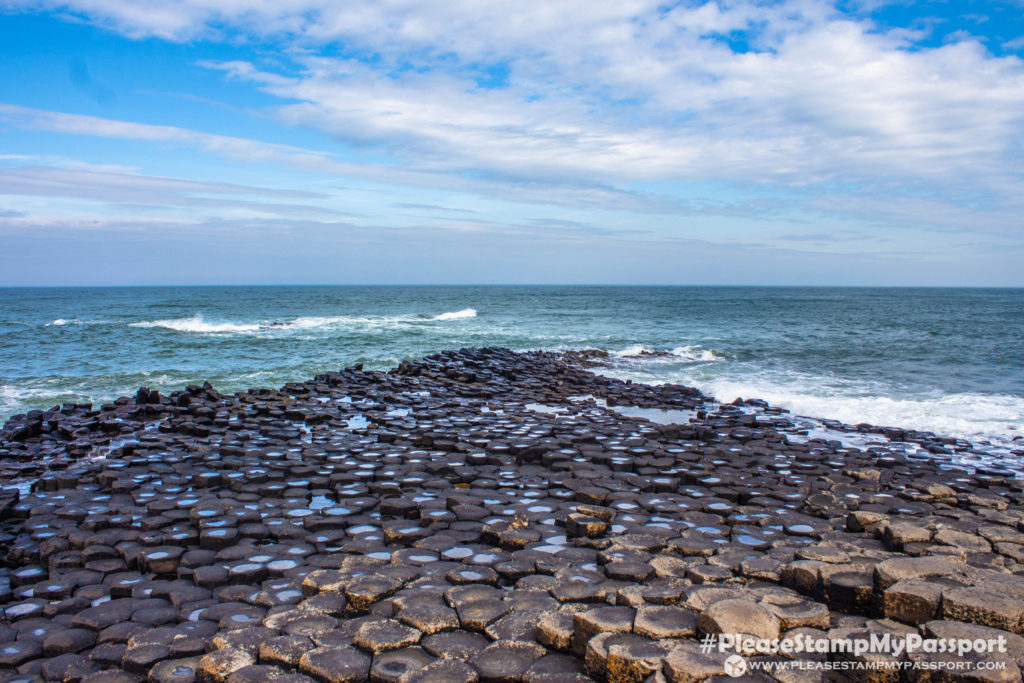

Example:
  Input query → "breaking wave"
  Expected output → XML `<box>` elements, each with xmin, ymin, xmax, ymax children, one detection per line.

<box><xmin>129</xmin><ymin>316</ymin><xmax>260</xmax><ymax>334</ymax></box>
<box><xmin>670</xmin><ymin>345</ymin><xmax>723</xmax><ymax>362</ymax></box>
<box><xmin>611</xmin><ymin>344</ymin><xmax>723</xmax><ymax>362</ymax></box>
<box><xmin>429</xmin><ymin>308</ymin><xmax>477</xmax><ymax>321</ymax></box>
<box><xmin>127</xmin><ymin>309</ymin><xmax>479</xmax><ymax>335</ymax></box>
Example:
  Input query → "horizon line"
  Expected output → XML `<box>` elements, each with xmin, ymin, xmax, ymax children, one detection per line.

<box><xmin>1</xmin><ymin>283</ymin><xmax>1023</xmax><ymax>290</ymax></box>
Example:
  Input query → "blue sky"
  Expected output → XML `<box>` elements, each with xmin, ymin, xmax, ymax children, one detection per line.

<box><xmin>0</xmin><ymin>0</ymin><xmax>1022</xmax><ymax>285</ymax></box>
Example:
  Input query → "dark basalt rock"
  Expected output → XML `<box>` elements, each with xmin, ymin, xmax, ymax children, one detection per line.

<box><xmin>1</xmin><ymin>347</ymin><xmax>1023</xmax><ymax>683</ymax></box>
<box><xmin>369</xmin><ymin>646</ymin><xmax>435</xmax><ymax>682</ymax></box>
<box><xmin>298</xmin><ymin>645</ymin><xmax>371</xmax><ymax>682</ymax></box>
<box><xmin>148</xmin><ymin>658</ymin><xmax>202</xmax><ymax>683</ymax></box>
<box><xmin>470</xmin><ymin>640</ymin><xmax>547</xmax><ymax>682</ymax></box>
<box><xmin>421</xmin><ymin>629</ymin><xmax>490</xmax><ymax>661</ymax></box>
<box><xmin>396</xmin><ymin>658</ymin><xmax>478</xmax><ymax>683</ymax></box>
<box><xmin>196</xmin><ymin>649</ymin><xmax>254</xmax><ymax>683</ymax></box>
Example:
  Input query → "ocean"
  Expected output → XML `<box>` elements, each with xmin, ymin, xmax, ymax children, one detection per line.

<box><xmin>1</xmin><ymin>286</ymin><xmax>1021</xmax><ymax>459</ymax></box>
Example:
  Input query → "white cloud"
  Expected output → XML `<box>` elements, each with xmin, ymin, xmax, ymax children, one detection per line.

<box><xmin>2</xmin><ymin>1</ymin><xmax>1023</xmax><ymax>237</ymax></box>
<box><xmin>42</xmin><ymin>1</ymin><xmax>1013</xmax><ymax>190</ymax></box>
<box><xmin>200</xmin><ymin>21</ymin><xmax>1024</xmax><ymax>198</ymax></box>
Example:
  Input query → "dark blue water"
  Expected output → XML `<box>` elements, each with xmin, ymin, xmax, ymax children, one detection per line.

<box><xmin>1</xmin><ymin>286</ymin><xmax>1021</xmax><ymax>450</ymax></box>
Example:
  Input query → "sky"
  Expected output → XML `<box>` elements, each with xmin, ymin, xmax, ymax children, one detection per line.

<box><xmin>0</xmin><ymin>0</ymin><xmax>1022</xmax><ymax>286</ymax></box>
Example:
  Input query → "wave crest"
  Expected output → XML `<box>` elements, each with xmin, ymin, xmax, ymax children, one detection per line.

<box><xmin>611</xmin><ymin>344</ymin><xmax>649</xmax><ymax>358</ymax></box>
<box><xmin>429</xmin><ymin>308</ymin><xmax>477</xmax><ymax>321</ymax></box>
<box><xmin>130</xmin><ymin>316</ymin><xmax>260</xmax><ymax>334</ymax></box>
<box><xmin>127</xmin><ymin>308</ymin><xmax>478</xmax><ymax>334</ymax></box>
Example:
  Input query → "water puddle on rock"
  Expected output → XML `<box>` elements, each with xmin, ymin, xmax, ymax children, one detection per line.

<box><xmin>346</xmin><ymin>415</ymin><xmax>370</xmax><ymax>430</ymax></box>
<box><xmin>309</xmin><ymin>495</ymin><xmax>335</xmax><ymax>510</ymax></box>
<box><xmin>525</xmin><ymin>403</ymin><xmax>568</xmax><ymax>415</ymax></box>
<box><xmin>609</xmin><ymin>405</ymin><xmax>698</xmax><ymax>425</ymax></box>
<box><xmin>567</xmin><ymin>394</ymin><xmax>696</xmax><ymax>425</ymax></box>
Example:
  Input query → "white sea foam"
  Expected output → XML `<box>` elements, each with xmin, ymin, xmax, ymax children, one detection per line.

<box><xmin>611</xmin><ymin>344</ymin><xmax>722</xmax><ymax>362</ymax></box>
<box><xmin>670</xmin><ymin>345</ymin><xmax>723</xmax><ymax>362</ymax></box>
<box><xmin>702</xmin><ymin>378</ymin><xmax>1024</xmax><ymax>447</ymax></box>
<box><xmin>43</xmin><ymin>319</ymin><xmax>113</xmax><ymax>327</ymax></box>
<box><xmin>0</xmin><ymin>384</ymin><xmax>31</xmax><ymax>413</ymax></box>
<box><xmin>266</xmin><ymin>314</ymin><xmax>420</xmax><ymax>331</ymax></box>
<box><xmin>127</xmin><ymin>308</ymin><xmax>477</xmax><ymax>335</ymax></box>
<box><xmin>606</xmin><ymin>363</ymin><xmax>1024</xmax><ymax>451</ymax></box>
<box><xmin>0</xmin><ymin>382</ymin><xmax>81</xmax><ymax>417</ymax></box>
<box><xmin>612</xmin><ymin>344</ymin><xmax>649</xmax><ymax>357</ymax></box>
<box><xmin>287</xmin><ymin>315</ymin><xmax>380</xmax><ymax>330</ymax></box>
<box><xmin>429</xmin><ymin>308</ymin><xmax>477</xmax><ymax>321</ymax></box>
<box><xmin>130</xmin><ymin>315</ymin><xmax>260</xmax><ymax>334</ymax></box>
<box><xmin>287</xmin><ymin>308</ymin><xmax>476</xmax><ymax>329</ymax></box>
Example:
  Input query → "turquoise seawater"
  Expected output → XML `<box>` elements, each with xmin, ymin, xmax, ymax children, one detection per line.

<box><xmin>1</xmin><ymin>286</ymin><xmax>1022</xmax><ymax>453</ymax></box>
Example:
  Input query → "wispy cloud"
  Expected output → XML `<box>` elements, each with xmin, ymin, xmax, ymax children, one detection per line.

<box><xmin>391</xmin><ymin>202</ymin><xmax>477</xmax><ymax>214</ymax></box>
<box><xmin>0</xmin><ymin>164</ymin><xmax>357</xmax><ymax>223</ymax></box>
<box><xmin>0</xmin><ymin>163</ymin><xmax>318</xmax><ymax>199</ymax></box>
<box><xmin>0</xmin><ymin>102</ymin><xmax>673</xmax><ymax>212</ymax></box>
<box><xmin>776</xmin><ymin>232</ymin><xmax>869</xmax><ymax>243</ymax></box>
<box><xmin>0</xmin><ymin>103</ymin><xmax>349</xmax><ymax>175</ymax></box>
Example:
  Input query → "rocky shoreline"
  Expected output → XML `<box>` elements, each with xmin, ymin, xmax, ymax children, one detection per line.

<box><xmin>1</xmin><ymin>347</ymin><xmax>1023</xmax><ymax>683</ymax></box>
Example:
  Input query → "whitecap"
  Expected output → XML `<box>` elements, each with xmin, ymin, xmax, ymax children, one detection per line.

<box><xmin>428</xmin><ymin>308</ymin><xmax>477</xmax><ymax>321</ymax></box>
<box><xmin>129</xmin><ymin>315</ymin><xmax>259</xmax><ymax>334</ymax></box>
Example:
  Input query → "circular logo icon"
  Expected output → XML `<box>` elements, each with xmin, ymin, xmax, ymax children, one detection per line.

<box><xmin>724</xmin><ymin>654</ymin><xmax>748</xmax><ymax>677</ymax></box>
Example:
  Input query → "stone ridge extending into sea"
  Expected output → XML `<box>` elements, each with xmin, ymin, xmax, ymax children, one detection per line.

<box><xmin>0</xmin><ymin>347</ymin><xmax>1023</xmax><ymax>683</ymax></box>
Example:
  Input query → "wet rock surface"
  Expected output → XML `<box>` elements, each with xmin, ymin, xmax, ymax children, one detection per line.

<box><xmin>1</xmin><ymin>347</ymin><xmax>1023</xmax><ymax>682</ymax></box>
